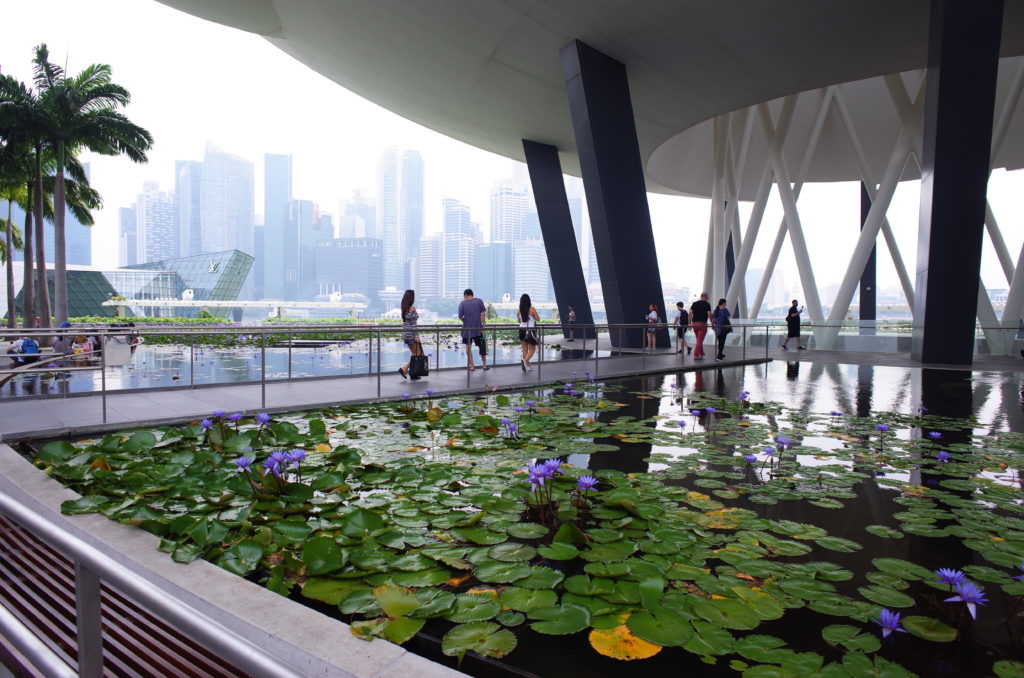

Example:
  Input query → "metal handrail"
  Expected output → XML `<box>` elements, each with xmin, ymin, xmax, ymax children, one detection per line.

<box><xmin>0</xmin><ymin>490</ymin><xmax>303</xmax><ymax>678</ymax></box>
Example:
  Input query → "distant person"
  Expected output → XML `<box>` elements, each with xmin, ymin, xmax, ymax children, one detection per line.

<box><xmin>458</xmin><ymin>288</ymin><xmax>488</xmax><ymax>371</ymax></box>
<box><xmin>712</xmin><ymin>298</ymin><xmax>732</xmax><ymax>361</ymax></box>
<box><xmin>782</xmin><ymin>299</ymin><xmax>806</xmax><ymax>350</ymax></box>
<box><xmin>517</xmin><ymin>293</ymin><xmax>541</xmax><ymax>371</ymax></box>
<box><xmin>566</xmin><ymin>304</ymin><xmax>576</xmax><ymax>342</ymax></box>
<box><xmin>690</xmin><ymin>292</ymin><xmax>712</xmax><ymax>360</ymax></box>
<box><xmin>398</xmin><ymin>289</ymin><xmax>422</xmax><ymax>379</ymax></box>
<box><xmin>645</xmin><ymin>303</ymin><xmax>660</xmax><ymax>350</ymax></box>
<box><xmin>673</xmin><ymin>301</ymin><xmax>691</xmax><ymax>355</ymax></box>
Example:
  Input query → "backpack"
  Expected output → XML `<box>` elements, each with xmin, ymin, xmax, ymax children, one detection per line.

<box><xmin>21</xmin><ymin>338</ymin><xmax>39</xmax><ymax>354</ymax></box>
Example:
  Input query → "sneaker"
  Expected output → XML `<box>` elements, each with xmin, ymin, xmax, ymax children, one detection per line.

<box><xmin>781</xmin><ymin>345</ymin><xmax>788</xmax><ymax>350</ymax></box>
<box><xmin>716</xmin><ymin>357</ymin><xmax>724</xmax><ymax>361</ymax></box>
<box><xmin>687</xmin><ymin>346</ymin><xmax>692</xmax><ymax>355</ymax></box>
<box><xmin>798</xmin><ymin>346</ymin><xmax>806</xmax><ymax>350</ymax></box>
<box><xmin>521</xmin><ymin>359</ymin><xmax>527</xmax><ymax>372</ymax></box>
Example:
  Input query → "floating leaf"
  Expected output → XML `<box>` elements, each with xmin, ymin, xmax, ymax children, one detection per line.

<box><xmin>488</xmin><ymin>542</ymin><xmax>537</xmax><ymax>562</ymax></box>
<box><xmin>901</xmin><ymin>615</ymin><xmax>957</xmax><ymax>642</ymax></box>
<box><xmin>383</xmin><ymin>616</ymin><xmax>424</xmax><ymax>644</ymax></box>
<box><xmin>506</xmin><ymin>522</ymin><xmax>549</xmax><ymax>539</ymax></box>
<box><xmin>537</xmin><ymin>542</ymin><xmax>580</xmax><ymax>560</ymax></box>
<box><xmin>301</xmin><ymin>578</ymin><xmax>364</xmax><ymax>605</ymax></box>
<box><xmin>500</xmin><ymin>587</ymin><xmax>557</xmax><ymax>613</ymax></box>
<box><xmin>474</xmin><ymin>560</ymin><xmax>532</xmax><ymax>584</ymax></box>
<box><xmin>625</xmin><ymin>610</ymin><xmax>692</xmax><ymax>647</ymax></box>
<box><xmin>444</xmin><ymin>593</ymin><xmax>502</xmax><ymax>623</ymax></box>
<box><xmin>589</xmin><ymin>621</ymin><xmax>663</xmax><ymax>660</ymax></box>
<box><xmin>857</xmin><ymin>585</ymin><xmax>915</xmax><ymax>608</ymax></box>
<box><xmin>814</xmin><ymin>536</ymin><xmax>863</xmax><ymax>552</ymax></box>
<box><xmin>516</xmin><ymin>566</ymin><xmax>565</xmax><ymax>589</ymax></box>
<box><xmin>865</xmin><ymin>525</ymin><xmax>904</xmax><ymax>539</ymax></box>
<box><xmin>373</xmin><ymin>585</ymin><xmax>419</xmax><ymax>618</ymax></box>
<box><xmin>441</xmin><ymin>622</ymin><xmax>517</xmax><ymax>662</ymax></box>
<box><xmin>691</xmin><ymin>597</ymin><xmax>761</xmax><ymax>630</ymax></box>
<box><xmin>529</xmin><ymin>604</ymin><xmax>591</xmax><ymax>635</ymax></box>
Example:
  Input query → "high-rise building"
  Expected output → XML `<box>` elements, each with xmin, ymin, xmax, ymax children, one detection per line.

<box><xmin>417</xmin><ymin>234</ymin><xmax>442</xmax><ymax>298</ymax></box>
<box><xmin>263</xmin><ymin>153</ymin><xmax>293</xmax><ymax>300</ymax></box>
<box><xmin>135</xmin><ymin>181</ymin><xmax>177</xmax><ymax>263</ymax></box>
<box><xmin>175</xmin><ymin>160</ymin><xmax>203</xmax><ymax>258</ymax></box>
<box><xmin>118</xmin><ymin>206</ymin><xmax>138</xmax><ymax>267</ymax></box>
<box><xmin>200</xmin><ymin>141</ymin><xmax>254</xmax><ymax>257</ymax></box>
<box><xmin>490</xmin><ymin>179</ymin><xmax>528</xmax><ymax>244</ymax></box>
<box><xmin>475</xmin><ymin>242</ymin><xmax>513</xmax><ymax>303</ymax></box>
<box><xmin>285</xmin><ymin>199</ymin><xmax>321</xmax><ymax>301</ymax></box>
<box><xmin>315</xmin><ymin>238</ymin><xmax>383</xmax><ymax>303</ymax></box>
<box><xmin>340</xmin><ymin>192</ymin><xmax>375</xmax><ymax>239</ymax></box>
<box><xmin>443</xmin><ymin>198</ymin><xmax>476</xmax><ymax>298</ymax></box>
<box><xmin>514</xmin><ymin>239</ymin><xmax>551</xmax><ymax>303</ymax></box>
<box><xmin>378</xmin><ymin>147</ymin><xmax>401</xmax><ymax>288</ymax></box>
<box><xmin>400</xmin><ymin>150</ymin><xmax>424</xmax><ymax>284</ymax></box>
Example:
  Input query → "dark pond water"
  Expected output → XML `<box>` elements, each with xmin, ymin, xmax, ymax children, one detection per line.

<box><xmin>405</xmin><ymin>364</ymin><xmax>1024</xmax><ymax>678</ymax></box>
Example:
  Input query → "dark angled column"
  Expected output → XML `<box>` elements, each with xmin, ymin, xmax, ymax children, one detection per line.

<box><xmin>859</xmin><ymin>183</ymin><xmax>876</xmax><ymax>335</ymax></box>
<box><xmin>911</xmin><ymin>0</ymin><xmax>1003</xmax><ymax>365</ymax></box>
<box><xmin>560</xmin><ymin>40</ymin><xmax>668</xmax><ymax>349</ymax></box>
<box><xmin>522</xmin><ymin>139</ymin><xmax>596</xmax><ymax>341</ymax></box>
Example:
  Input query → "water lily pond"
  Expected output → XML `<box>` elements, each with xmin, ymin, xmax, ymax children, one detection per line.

<box><xmin>27</xmin><ymin>364</ymin><xmax>1024</xmax><ymax>677</ymax></box>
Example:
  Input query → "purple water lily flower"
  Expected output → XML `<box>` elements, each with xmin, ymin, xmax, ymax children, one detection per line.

<box><xmin>514</xmin><ymin>406</ymin><xmax>524</xmax><ymax>413</ymax></box>
<box><xmin>690</xmin><ymin>409</ymin><xmax>701</xmax><ymax>417</ymax></box>
<box><xmin>876</xmin><ymin>424</ymin><xmax>890</xmax><ymax>432</ymax></box>
<box><xmin>541</xmin><ymin>458</ymin><xmax>562</xmax><ymax>474</ymax></box>
<box><xmin>677</xmin><ymin>420</ymin><xmax>687</xmax><ymax>429</ymax></box>
<box><xmin>199</xmin><ymin>419</ymin><xmax>214</xmax><ymax>430</ymax></box>
<box><xmin>775</xmin><ymin>436</ymin><xmax>792</xmax><ymax>449</ymax></box>
<box><xmin>872</xmin><ymin>609</ymin><xmax>906</xmax><ymax>639</ymax></box>
<box><xmin>525</xmin><ymin>400</ymin><xmax>536</xmax><ymax>407</ymax></box>
<box><xmin>738</xmin><ymin>390</ymin><xmax>750</xmax><ymax>401</ymax></box>
<box><xmin>936</xmin><ymin>450</ymin><xmax>951</xmax><ymax>463</ymax></box>
<box><xmin>744</xmin><ymin>454</ymin><xmax>757</xmax><ymax>464</ymax></box>
<box><xmin>234</xmin><ymin>456</ymin><xmax>252</xmax><ymax>472</ymax></box>
<box><xmin>1013</xmin><ymin>563</ymin><xmax>1024</xmax><ymax>581</ymax></box>
<box><xmin>705</xmin><ymin>407</ymin><xmax>716</xmax><ymax>414</ymax></box>
<box><xmin>501</xmin><ymin>417</ymin><xmax>511</xmax><ymax>427</ymax></box>
<box><xmin>256</xmin><ymin>412</ymin><xmax>271</xmax><ymax>425</ymax></box>
<box><xmin>576</xmin><ymin>475</ymin><xmax>598</xmax><ymax>491</ymax></box>
<box><xmin>287</xmin><ymin>449</ymin><xmax>306</xmax><ymax>468</ymax></box>
<box><xmin>830</xmin><ymin>410</ymin><xmax>843</xmax><ymax>417</ymax></box>
<box><xmin>920</xmin><ymin>406</ymin><xmax>928</xmax><ymax>413</ymax></box>
<box><xmin>402</xmin><ymin>393</ymin><xmax>410</xmax><ymax>399</ymax></box>
<box><xmin>762</xmin><ymin>446</ymin><xmax>776</xmax><ymax>456</ymax></box>
<box><xmin>935</xmin><ymin>568</ymin><xmax>967</xmax><ymax>587</ymax></box>
<box><xmin>425</xmin><ymin>389</ymin><xmax>434</xmax><ymax>396</ymax></box>
<box><xmin>212</xmin><ymin>410</ymin><xmax>226</xmax><ymax>419</ymax></box>
<box><xmin>945</xmin><ymin>581</ymin><xmax>988</xmax><ymax>619</ymax></box>
<box><xmin>228</xmin><ymin>412</ymin><xmax>243</xmax><ymax>422</ymax></box>
<box><xmin>928</xmin><ymin>431</ymin><xmax>942</xmax><ymax>439</ymax></box>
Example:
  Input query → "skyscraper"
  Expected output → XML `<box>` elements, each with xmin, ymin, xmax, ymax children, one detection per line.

<box><xmin>135</xmin><ymin>181</ymin><xmax>177</xmax><ymax>263</ymax></box>
<box><xmin>400</xmin><ymin>150</ymin><xmax>424</xmax><ymax>286</ymax></box>
<box><xmin>175</xmin><ymin>160</ymin><xmax>203</xmax><ymax>258</ymax></box>
<box><xmin>443</xmin><ymin>198</ymin><xmax>476</xmax><ymax>298</ymax></box>
<box><xmin>118</xmin><ymin>206</ymin><xmax>138</xmax><ymax>267</ymax></box>
<box><xmin>514</xmin><ymin>239</ymin><xmax>551</xmax><ymax>303</ymax></box>
<box><xmin>285</xmin><ymin>199</ymin><xmax>320</xmax><ymax>301</ymax></box>
<box><xmin>490</xmin><ymin>179</ymin><xmax>528</xmax><ymax>244</ymax></box>
<box><xmin>378</xmin><ymin>147</ymin><xmax>401</xmax><ymax>288</ymax></box>
<box><xmin>340</xmin><ymin>192</ymin><xmax>376</xmax><ymax>239</ymax></box>
<box><xmin>263</xmin><ymin>153</ymin><xmax>293</xmax><ymax>300</ymax></box>
<box><xmin>200</xmin><ymin>142</ymin><xmax>255</xmax><ymax>257</ymax></box>
<box><xmin>475</xmin><ymin>242</ymin><xmax>513</xmax><ymax>303</ymax></box>
<box><xmin>315</xmin><ymin>238</ymin><xmax>383</xmax><ymax>302</ymax></box>
<box><xmin>417</xmin><ymin>234</ymin><xmax>442</xmax><ymax>298</ymax></box>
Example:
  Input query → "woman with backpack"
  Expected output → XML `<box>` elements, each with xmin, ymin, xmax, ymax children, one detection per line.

<box><xmin>398</xmin><ymin>289</ymin><xmax>424</xmax><ymax>380</ymax></box>
<box><xmin>673</xmin><ymin>301</ymin><xmax>691</xmax><ymax>355</ymax></box>
<box><xmin>518</xmin><ymin>293</ymin><xmax>541</xmax><ymax>371</ymax></box>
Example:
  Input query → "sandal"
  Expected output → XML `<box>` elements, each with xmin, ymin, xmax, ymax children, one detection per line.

<box><xmin>398</xmin><ymin>367</ymin><xmax>407</xmax><ymax>379</ymax></box>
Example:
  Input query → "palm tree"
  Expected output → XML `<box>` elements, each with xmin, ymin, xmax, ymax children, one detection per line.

<box><xmin>33</xmin><ymin>44</ymin><xmax>153</xmax><ymax>325</ymax></box>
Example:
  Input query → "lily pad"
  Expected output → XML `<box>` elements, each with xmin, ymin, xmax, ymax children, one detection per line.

<box><xmin>488</xmin><ymin>542</ymin><xmax>537</xmax><ymax>562</ymax></box>
<box><xmin>857</xmin><ymin>585</ymin><xmax>915</xmax><ymax>608</ymax></box>
<box><xmin>529</xmin><ymin>604</ymin><xmax>591</xmax><ymax>635</ymax></box>
<box><xmin>901</xmin><ymin>615</ymin><xmax>957</xmax><ymax>642</ymax></box>
<box><xmin>474</xmin><ymin>560</ymin><xmax>532</xmax><ymax>584</ymax></box>
<box><xmin>444</xmin><ymin>593</ymin><xmax>502</xmax><ymax>623</ymax></box>
<box><xmin>589</xmin><ymin>622</ymin><xmax>663</xmax><ymax>660</ymax></box>
<box><xmin>691</xmin><ymin>597</ymin><xmax>761</xmax><ymax>630</ymax></box>
<box><xmin>537</xmin><ymin>542</ymin><xmax>580</xmax><ymax>560</ymax></box>
<box><xmin>441</xmin><ymin>622</ymin><xmax>517</xmax><ymax>662</ymax></box>
<box><xmin>506</xmin><ymin>522</ymin><xmax>549</xmax><ymax>539</ymax></box>
<box><xmin>865</xmin><ymin>525</ymin><xmax>903</xmax><ymax>539</ymax></box>
<box><xmin>500</xmin><ymin>587</ymin><xmax>558</xmax><ymax>613</ymax></box>
<box><xmin>626</xmin><ymin>610</ymin><xmax>693</xmax><ymax>647</ymax></box>
<box><xmin>813</xmin><ymin>536</ymin><xmax>863</xmax><ymax>552</ymax></box>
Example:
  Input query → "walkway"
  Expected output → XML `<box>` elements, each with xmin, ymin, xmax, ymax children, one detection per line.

<box><xmin>2</xmin><ymin>345</ymin><xmax>1020</xmax><ymax>442</ymax></box>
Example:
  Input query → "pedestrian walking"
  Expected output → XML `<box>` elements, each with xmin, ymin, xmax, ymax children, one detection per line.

<box><xmin>712</xmin><ymin>298</ymin><xmax>732</xmax><ymax>361</ymax></box>
<box><xmin>645</xmin><ymin>303</ymin><xmax>659</xmax><ymax>350</ymax></box>
<box><xmin>781</xmin><ymin>300</ymin><xmax>806</xmax><ymax>350</ymax></box>
<box><xmin>458</xmin><ymin>288</ymin><xmax>489</xmax><ymax>371</ymax></box>
<box><xmin>517</xmin><ymin>293</ymin><xmax>541</xmax><ymax>371</ymax></box>
<box><xmin>690</xmin><ymin>292</ymin><xmax>712</xmax><ymax>360</ymax></box>
<box><xmin>567</xmin><ymin>304</ymin><xmax>576</xmax><ymax>342</ymax></box>
<box><xmin>398</xmin><ymin>289</ymin><xmax>423</xmax><ymax>379</ymax></box>
<box><xmin>673</xmin><ymin>301</ymin><xmax>691</xmax><ymax>355</ymax></box>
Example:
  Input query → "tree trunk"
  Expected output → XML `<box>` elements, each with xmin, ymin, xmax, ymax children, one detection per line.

<box><xmin>33</xmin><ymin>149</ymin><xmax>51</xmax><ymax>328</ymax></box>
<box><xmin>21</xmin><ymin>185</ymin><xmax>34</xmax><ymax>329</ymax></box>
<box><xmin>5</xmin><ymin>199</ymin><xmax>15</xmax><ymax>329</ymax></box>
<box><xmin>53</xmin><ymin>143</ymin><xmax>67</xmax><ymax>325</ymax></box>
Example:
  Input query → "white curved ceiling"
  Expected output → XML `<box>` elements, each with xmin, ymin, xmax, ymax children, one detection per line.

<box><xmin>157</xmin><ymin>0</ymin><xmax>1024</xmax><ymax>198</ymax></box>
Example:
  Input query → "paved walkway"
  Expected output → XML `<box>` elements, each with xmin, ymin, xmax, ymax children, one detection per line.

<box><xmin>2</xmin><ymin>343</ymin><xmax>1020</xmax><ymax>442</ymax></box>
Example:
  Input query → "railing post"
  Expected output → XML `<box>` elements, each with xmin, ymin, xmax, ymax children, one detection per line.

<box><xmin>376</xmin><ymin>327</ymin><xmax>382</xmax><ymax>398</ymax></box>
<box><xmin>765</xmin><ymin>325</ymin><xmax>769</xmax><ymax>360</ymax></box>
<box><xmin>435</xmin><ymin>329</ymin><xmax>440</xmax><ymax>372</ymax></box>
<box><xmin>100</xmin><ymin>336</ymin><xmax>107</xmax><ymax>424</ymax></box>
<box><xmin>594</xmin><ymin>325</ymin><xmax>599</xmax><ymax>377</ymax></box>
<box><xmin>537</xmin><ymin>326</ymin><xmax>543</xmax><ymax>382</ymax></box>
<box><xmin>260</xmin><ymin>330</ymin><xmax>266</xmax><ymax>409</ymax></box>
<box><xmin>287</xmin><ymin>331</ymin><xmax>292</xmax><ymax>381</ymax></box>
<box><xmin>743</xmin><ymin>325</ymin><xmax>747</xmax><ymax>361</ymax></box>
<box><xmin>75</xmin><ymin>561</ymin><xmax>104</xmax><ymax>677</ymax></box>
<box><xmin>189</xmin><ymin>338</ymin><xmax>195</xmax><ymax>389</ymax></box>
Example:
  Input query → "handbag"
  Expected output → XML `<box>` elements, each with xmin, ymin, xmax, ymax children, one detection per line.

<box><xmin>409</xmin><ymin>342</ymin><xmax>429</xmax><ymax>379</ymax></box>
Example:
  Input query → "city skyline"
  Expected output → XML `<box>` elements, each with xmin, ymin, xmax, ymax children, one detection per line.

<box><xmin>2</xmin><ymin>0</ymin><xmax>1023</xmax><ymax>305</ymax></box>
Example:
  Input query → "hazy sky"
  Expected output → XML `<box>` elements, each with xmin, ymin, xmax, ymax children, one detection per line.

<box><xmin>2</xmin><ymin>0</ymin><xmax>1022</xmax><ymax>301</ymax></box>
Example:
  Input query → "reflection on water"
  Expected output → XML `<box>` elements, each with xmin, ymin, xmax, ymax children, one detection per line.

<box><xmin>2</xmin><ymin>340</ymin><xmax>607</xmax><ymax>398</ymax></box>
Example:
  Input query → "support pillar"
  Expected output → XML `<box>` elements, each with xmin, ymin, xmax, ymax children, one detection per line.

<box><xmin>859</xmin><ymin>183</ymin><xmax>876</xmax><ymax>335</ymax></box>
<box><xmin>911</xmin><ymin>0</ymin><xmax>1003</xmax><ymax>365</ymax></box>
<box><xmin>560</xmin><ymin>40</ymin><xmax>667</xmax><ymax>349</ymax></box>
<box><xmin>522</xmin><ymin>139</ymin><xmax>596</xmax><ymax>340</ymax></box>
